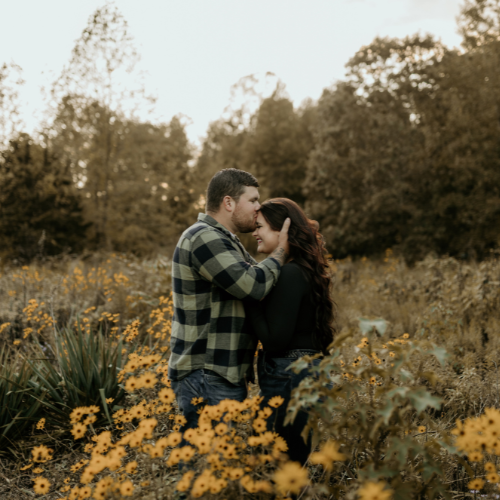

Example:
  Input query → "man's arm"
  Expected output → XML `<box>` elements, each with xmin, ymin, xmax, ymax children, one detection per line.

<box><xmin>191</xmin><ymin>219</ymin><xmax>290</xmax><ymax>301</ymax></box>
<box><xmin>269</xmin><ymin>218</ymin><xmax>290</xmax><ymax>267</ymax></box>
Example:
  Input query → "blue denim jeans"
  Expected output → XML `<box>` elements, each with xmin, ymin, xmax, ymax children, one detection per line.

<box><xmin>171</xmin><ymin>369</ymin><xmax>248</xmax><ymax>435</ymax></box>
<box><xmin>257</xmin><ymin>351</ymin><xmax>320</xmax><ymax>465</ymax></box>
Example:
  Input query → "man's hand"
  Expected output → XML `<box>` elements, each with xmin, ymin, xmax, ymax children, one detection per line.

<box><xmin>270</xmin><ymin>218</ymin><xmax>291</xmax><ymax>266</ymax></box>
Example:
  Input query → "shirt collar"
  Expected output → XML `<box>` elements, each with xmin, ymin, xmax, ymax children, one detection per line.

<box><xmin>197</xmin><ymin>213</ymin><xmax>240</xmax><ymax>241</ymax></box>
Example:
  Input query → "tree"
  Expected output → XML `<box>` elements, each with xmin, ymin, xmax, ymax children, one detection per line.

<box><xmin>304</xmin><ymin>81</ymin><xmax>419</xmax><ymax>258</ymax></box>
<box><xmin>244</xmin><ymin>88</ymin><xmax>314</xmax><ymax>204</ymax></box>
<box><xmin>48</xmin><ymin>3</ymin><xmax>154</xmax><ymax>249</ymax></box>
<box><xmin>0</xmin><ymin>62</ymin><xmax>24</xmax><ymax>147</ymax></box>
<box><xmin>305</xmin><ymin>30</ymin><xmax>500</xmax><ymax>261</ymax></box>
<box><xmin>0</xmin><ymin>134</ymin><xmax>87</xmax><ymax>262</ymax></box>
<box><xmin>196</xmin><ymin>79</ymin><xmax>315</xmax><ymax>209</ymax></box>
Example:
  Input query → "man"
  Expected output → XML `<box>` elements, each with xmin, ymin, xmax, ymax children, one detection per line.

<box><xmin>168</xmin><ymin>168</ymin><xmax>290</xmax><ymax>432</ymax></box>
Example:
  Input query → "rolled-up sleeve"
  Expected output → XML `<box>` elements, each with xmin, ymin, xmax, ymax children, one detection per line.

<box><xmin>191</xmin><ymin>229</ymin><xmax>280</xmax><ymax>300</ymax></box>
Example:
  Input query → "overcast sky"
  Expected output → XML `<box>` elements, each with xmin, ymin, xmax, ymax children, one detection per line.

<box><xmin>1</xmin><ymin>0</ymin><xmax>464</xmax><ymax>145</ymax></box>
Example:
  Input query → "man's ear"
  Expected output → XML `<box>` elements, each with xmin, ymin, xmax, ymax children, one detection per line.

<box><xmin>222</xmin><ymin>195</ymin><xmax>235</xmax><ymax>213</ymax></box>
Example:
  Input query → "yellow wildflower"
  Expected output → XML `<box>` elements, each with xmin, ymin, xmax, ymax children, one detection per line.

<box><xmin>33</xmin><ymin>477</ymin><xmax>51</xmax><ymax>495</ymax></box>
<box><xmin>268</xmin><ymin>395</ymin><xmax>285</xmax><ymax>408</ymax></box>
<box><xmin>468</xmin><ymin>478</ymin><xmax>485</xmax><ymax>490</ymax></box>
<box><xmin>120</xmin><ymin>480</ymin><xmax>134</xmax><ymax>496</ymax></box>
<box><xmin>309</xmin><ymin>441</ymin><xmax>346</xmax><ymax>470</ymax></box>
<box><xmin>273</xmin><ymin>461</ymin><xmax>309</xmax><ymax>494</ymax></box>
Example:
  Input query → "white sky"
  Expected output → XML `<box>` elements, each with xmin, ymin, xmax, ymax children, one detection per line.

<box><xmin>0</xmin><ymin>0</ymin><xmax>464</xmax><ymax>146</ymax></box>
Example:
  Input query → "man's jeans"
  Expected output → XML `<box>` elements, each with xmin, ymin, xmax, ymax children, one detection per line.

<box><xmin>171</xmin><ymin>369</ymin><xmax>248</xmax><ymax>434</ymax></box>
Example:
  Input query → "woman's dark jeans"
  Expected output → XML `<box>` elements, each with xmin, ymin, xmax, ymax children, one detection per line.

<box><xmin>257</xmin><ymin>350</ymin><xmax>320</xmax><ymax>465</ymax></box>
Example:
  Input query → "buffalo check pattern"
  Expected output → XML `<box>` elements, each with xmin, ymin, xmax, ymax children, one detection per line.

<box><xmin>168</xmin><ymin>213</ymin><xmax>281</xmax><ymax>384</ymax></box>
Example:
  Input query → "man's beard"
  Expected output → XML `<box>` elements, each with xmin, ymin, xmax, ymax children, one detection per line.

<box><xmin>231</xmin><ymin>206</ymin><xmax>256</xmax><ymax>233</ymax></box>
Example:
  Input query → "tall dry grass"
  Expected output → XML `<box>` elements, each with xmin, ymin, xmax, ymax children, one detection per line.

<box><xmin>0</xmin><ymin>252</ymin><xmax>499</xmax><ymax>499</ymax></box>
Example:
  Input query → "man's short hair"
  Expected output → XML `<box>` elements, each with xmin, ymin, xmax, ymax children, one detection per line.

<box><xmin>206</xmin><ymin>169</ymin><xmax>259</xmax><ymax>213</ymax></box>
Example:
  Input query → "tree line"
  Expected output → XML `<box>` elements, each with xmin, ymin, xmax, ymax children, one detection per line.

<box><xmin>1</xmin><ymin>0</ymin><xmax>499</xmax><ymax>263</ymax></box>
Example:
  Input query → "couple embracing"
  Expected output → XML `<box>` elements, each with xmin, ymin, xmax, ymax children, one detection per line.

<box><xmin>168</xmin><ymin>168</ymin><xmax>335</xmax><ymax>465</ymax></box>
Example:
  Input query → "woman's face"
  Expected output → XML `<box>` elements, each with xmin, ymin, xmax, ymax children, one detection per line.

<box><xmin>253</xmin><ymin>212</ymin><xmax>280</xmax><ymax>254</ymax></box>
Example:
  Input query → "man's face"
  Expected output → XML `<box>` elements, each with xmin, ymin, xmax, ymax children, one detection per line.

<box><xmin>231</xmin><ymin>186</ymin><xmax>260</xmax><ymax>233</ymax></box>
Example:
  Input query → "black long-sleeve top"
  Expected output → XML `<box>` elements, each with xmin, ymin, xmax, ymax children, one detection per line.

<box><xmin>244</xmin><ymin>262</ymin><xmax>320</xmax><ymax>353</ymax></box>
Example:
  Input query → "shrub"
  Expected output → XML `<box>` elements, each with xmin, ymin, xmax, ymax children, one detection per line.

<box><xmin>287</xmin><ymin>324</ymin><xmax>451</xmax><ymax>498</ymax></box>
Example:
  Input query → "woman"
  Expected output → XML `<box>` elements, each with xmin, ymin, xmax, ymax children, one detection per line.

<box><xmin>245</xmin><ymin>198</ymin><xmax>335</xmax><ymax>465</ymax></box>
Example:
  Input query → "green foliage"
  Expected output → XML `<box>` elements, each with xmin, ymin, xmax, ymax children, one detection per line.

<box><xmin>29</xmin><ymin>324</ymin><xmax>126</xmax><ymax>424</ymax></box>
<box><xmin>244</xmin><ymin>91</ymin><xmax>314</xmax><ymax>204</ymax></box>
<box><xmin>195</xmin><ymin>82</ymin><xmax>314</xmax><ymax>209</ymax></box>
<box><xmin>305</xmin><ymin>28</ymin><xmax>500</xmax><ymax>261</ymax></box>
<box><xmin>0</xmin><ymin>133</ymin><xmax>88</xmax><ymax>262</ymax></box>
<box><xmin>287</xmin><ymin>330</ymin><xmax>452</xmax><ymax>498</ymax></box>
<box><xmin>0</xmin><ymin>349</ymin><xmax>45</xmax><ymax>449</ymax></box>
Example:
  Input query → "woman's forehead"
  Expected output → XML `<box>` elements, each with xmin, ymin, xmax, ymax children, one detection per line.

<box><xmin>256</xmin><ymin>212</ymin><xmax>267</xmax><ymax>225</ymax></box>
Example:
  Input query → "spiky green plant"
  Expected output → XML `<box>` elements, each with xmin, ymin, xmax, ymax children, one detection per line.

<box><xmin>0</xmin><ymin>348</ymin><xmax>46</xmax><ymax>450</ymax></box>
<box><xmin>29</xmin><ymin>323</ymin><xmax>126</xmax><ymax>425</ymax></box>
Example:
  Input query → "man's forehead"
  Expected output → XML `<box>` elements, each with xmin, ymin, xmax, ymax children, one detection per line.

<box><xmin>242</xmin><ymin>186</ymin><xmax>259</xmax><ymax>198</ymax></box>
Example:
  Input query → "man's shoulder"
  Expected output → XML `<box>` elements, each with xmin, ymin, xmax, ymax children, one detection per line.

<box><xmin>178</xmin><ymin>220</ymin><xmax>231</xmax><ymax>250</ymax></box>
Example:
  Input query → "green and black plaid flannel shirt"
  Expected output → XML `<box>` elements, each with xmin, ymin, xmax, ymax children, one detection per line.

<box><xmin>168</xmin><ymin>213</ymin><xmax>281</xmax><ymax>384</ymax></box>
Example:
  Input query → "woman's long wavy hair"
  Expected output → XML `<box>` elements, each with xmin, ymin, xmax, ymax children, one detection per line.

<box><xmin>259</xmin><ymin>198</ymin><xmax>336</xmax><ymax>353</ymax></box>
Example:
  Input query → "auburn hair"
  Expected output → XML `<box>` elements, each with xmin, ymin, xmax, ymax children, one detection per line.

<box><xmin>259</xmin><ymin>198</ymin><xmax>336</xmax><ymax>353</ymax></box>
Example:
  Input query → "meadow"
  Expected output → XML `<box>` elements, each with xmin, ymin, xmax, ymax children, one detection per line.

<box><xmin>0</xmin><ymin>251</ymin><xmax>499</xmax><ymax>499</ymax></box>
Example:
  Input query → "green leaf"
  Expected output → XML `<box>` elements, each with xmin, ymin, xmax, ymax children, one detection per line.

<box><xmin>407</xmin><ymin>388</ymin><xmax>442</xmax><ymax>413</ymax></box>
<box><xmin>358</xmin><ymin>317</ymin><xmax>387</xmax><ymax>336</ymax></box>
<box><xmin>376</xmin><ymin>399</ymin><xmax>396</xmax><ymax>425</ymax></box>
<box><xmin>427</xmin><ymin>346</ymin><xmax>449</xmax><ymax>366</ymax></box>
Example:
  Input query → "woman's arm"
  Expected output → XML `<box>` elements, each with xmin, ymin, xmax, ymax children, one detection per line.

<box><xmin>245</xmin><ymin>264</ymin><xmax>306</xmax><ymax>351</ymax></box>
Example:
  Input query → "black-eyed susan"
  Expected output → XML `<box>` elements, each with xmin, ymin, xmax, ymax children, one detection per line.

<box><xmin>32</xmin><ymin>445</ymin><xmax>53</xmax><ymax>463</ymax></box>
<box><xmin>228</xmin><ymin>467</ymin><xmax>245</xmax><ymax>480</ymax></box>
<box><xmin>83</xmin><ymin>415</ymin><xmax>97</xmax><ymax>425</ymax></box>
<box><xmin>79</xmin><ymin>486</ymin><xmax>92</xmax><ymax>498</ymax></box>
<box><xmin>166</xmin><ymin>449</ymin><xmax>182</xmax><ymax>466</ymax></box>
<box><xmin>487</xmin><ymin>472</ymin><xmax>500</xmax><ymax>483</ymax></box>
<box><xmin>273</xmin><ymin>461</ymin><xmax>309</xmax><ymax>494</ymax></box>
<box><xmin>485</xmin><ymin>462</ymin><xmax>496</xmax><ymax>472</ymax></box>
<box><xmin>120</xmin><ymin>480</ymin><xmax>134</xmax><ymax>497</ymax></box>
<box><xmin>33</xmin><ymin>477</ymin><xmax>51</xmax><ymax>495</ymax></box>
<box><xmin>259</xmin><ymin>407</ymin><xmax>273</xmax><ymax>419</ymax></box>
<box><xmin>125</xmin><ymin>377</ymin><xmax>139</xmax><ymax>392</ymax></box>
<box><xmin>268</xmin><ymin>396</ymin><xmax>285</xmax><ymax>408</ymax></box>
<box><xmin>274</xmin><ymin>436</ymin><xmax>289</xmax><ymax>453</ymax></box>
<box><xmin>177</xmin><ymin>471</ymin><xmax>195</xmax><ymax>492</ymax></box>
<box><xmin>209</xmin><ymin>477</ymin><xmax>227</xmax><ymax>494</ymax></box>
<box><xmin>357</xmin><ymin>481</ymin><xmax>393</xmax><ymax>500</ymax></box>
<box><xmin>469</xmin><ymin>451</ymin><xmax>484</xmax><ymax>462</ymax></box>
<box><xmin>174</xmin><ymin>414</ymin><xmax>187</xmax><ymax>426</ymax></box>
<box><xmin>418</xmin><ymin>426</ymin><xmax>426</xmax><ymax>434</ymax></box>
<box><xmin>214</xmin><ymin>423</ymin><xmax>227</xmax><ymax>435</ymax></box>
<box><xmin>468</xmin><ymin>478</ymin><xmax>485</xmax><ymax>490</ymax></box>
<box><xmin>309</xmin><ymin>441</ymin><xmax>346</xmax><ymax>470</ymax></box>
<box><xmin>71</xmin><ymin>423</ymin><xmax>87</xmax><ymax>440</ymax></box>
<box><xmin>139</xmin><ymin>372</ymin><xmax>158</xmax><ymax>389</ymax></box>
<box><xmin>252</xmin><ymin>418</ymin><xmax>267</xmax><ymax>433</ymax></box>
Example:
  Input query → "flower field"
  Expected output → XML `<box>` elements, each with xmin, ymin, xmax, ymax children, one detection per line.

<box><xmin>1</xmin><ymin>252</ymin><xmax>500</xmax><ymax>499</ymax></box>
